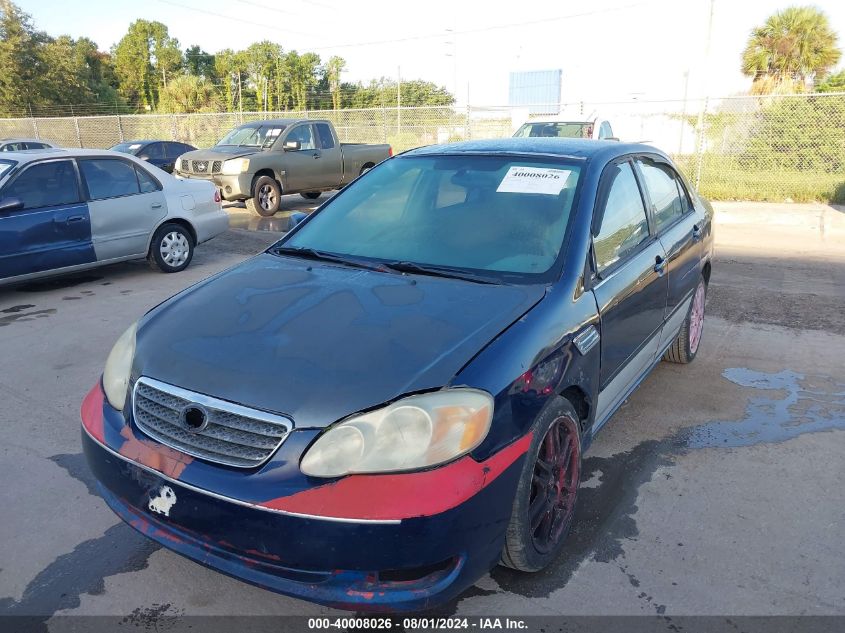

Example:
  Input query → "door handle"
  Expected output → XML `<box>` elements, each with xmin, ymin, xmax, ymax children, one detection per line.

<box><xmin>151</xmin><ymin>203</ymin><xmax>163</xmax><ymax>209</ymax></box>
<box><xmin>66</xmin><ymin>215</ymin><xmax>85</xmax><ymax>224</ymax></box>
<box><xmin>654</xmin><ymin>255</ymin><xmax>667</xmax><ymax>276</ymax></box>
<box><xmin>692</xmin><ymin>224</ymin><xmax>703</xmax><ymax>242</ymax></box>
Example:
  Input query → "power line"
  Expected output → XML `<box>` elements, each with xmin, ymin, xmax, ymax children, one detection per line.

<box><xmin>155</xmin><ymin>0</ymin><xmax>656</xmax><ymax>53</ymax></box>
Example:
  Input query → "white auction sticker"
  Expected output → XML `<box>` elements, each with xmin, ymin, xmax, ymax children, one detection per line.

<box><xmin>496</xmin><ymin>166</ymin><xmax>572</xmax><ymax>195</ymax></box>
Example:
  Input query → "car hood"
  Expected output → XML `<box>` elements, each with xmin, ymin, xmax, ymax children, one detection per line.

<box><xmin>133</xmin><ymin>254</ymin><xmax>546</xmax><ymax>429</ymax></box>
<box><xmin>180</xmin><ymin>147</ymin><xmax>260</xmax><ymax>161</ymax></box>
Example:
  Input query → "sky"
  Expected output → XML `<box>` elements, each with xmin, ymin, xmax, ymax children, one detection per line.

<box><xmin>15</xmin><ymin>0</ymin><xmax>845</xmax><ymax>106</ymax></box>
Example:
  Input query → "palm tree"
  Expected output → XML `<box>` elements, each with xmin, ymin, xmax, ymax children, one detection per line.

<box><xmin>742</xmin><ymin>6</ymin><xmax>841</xmax><ymax>94</ymax></box>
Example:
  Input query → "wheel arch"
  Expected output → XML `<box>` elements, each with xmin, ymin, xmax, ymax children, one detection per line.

<box><xmin>147</xmin><ymin>217</ymin><xmax>197</xmax><ymax>254</ymax></box>
<box><xmin>251</xmin><ymin>169</ymin><xmax>282</xmax><ymax>196</ymax></box>
<box><xmin>559</xmin><ymin>384</ymin><xmax>591</xmax><ymax>434</ymax></box>
<box><xmin>702</xmin><ymin>260</ymin><xmax>712</xmax><ymax>286</ymax></box>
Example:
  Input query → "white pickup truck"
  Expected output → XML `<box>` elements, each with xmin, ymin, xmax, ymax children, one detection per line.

<box><xmin>176</xmin><ymin>119</ymin><xmax>392</xmax><ymax>216</ymax></box>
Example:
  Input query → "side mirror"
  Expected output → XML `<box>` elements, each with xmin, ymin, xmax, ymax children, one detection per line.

<box><xmin>283</xmin><ymin>140</ymin><xmax>301</xmax><ymax>151</ymax></box>
<box><xmin>288</xmin><ymin>211</ymin><xmax>308</xmax><ymax>229</ymax></box>
<box><xmin>0</xmin><ymin>196</ymin><xmax>23</xmax><ymax>213</ymax></box>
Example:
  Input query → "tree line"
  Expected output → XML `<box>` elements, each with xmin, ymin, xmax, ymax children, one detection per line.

<box><xmin>0</xmin><ymin>0</ymin><xmax>454</xmax><ymax>118</ymax></box>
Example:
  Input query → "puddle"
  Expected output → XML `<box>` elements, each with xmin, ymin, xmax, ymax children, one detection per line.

<box><xmin>227</xmin><ymin>213</ymin><xmax>297</xmax><ymax>233</ymax></box>
<box><xmin>684</xmin><ymin>368</ymin><xmax>845</xmax><ymax>448</ymax></box>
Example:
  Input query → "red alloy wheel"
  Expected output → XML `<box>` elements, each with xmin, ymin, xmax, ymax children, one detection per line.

<box><xmin>529</xmin><ymin>416</ymin><xmax>580</xmax><ymax>554</ymax></box>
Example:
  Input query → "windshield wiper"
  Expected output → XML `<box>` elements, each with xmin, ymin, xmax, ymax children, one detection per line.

<box><xmin>271</xmin><ymin>246</ymin><xmax>385</xmax><ymax>272</ymax></box>
<box><xmin>382</xmin><ymin>261</ymin><xmax>501</xmax><ymax>285</ymax></box>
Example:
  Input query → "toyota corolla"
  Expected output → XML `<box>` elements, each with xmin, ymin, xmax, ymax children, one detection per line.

<box><xmin>82</xmin><ymin>139</ymin><xmax>713</xmax><ymax>611</ymax></box>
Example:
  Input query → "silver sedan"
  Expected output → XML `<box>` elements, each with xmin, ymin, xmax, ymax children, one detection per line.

<box><xmin>0</xmin><ymin>149</ymin><xmax>229</xmax><ymax>286</ymax></box>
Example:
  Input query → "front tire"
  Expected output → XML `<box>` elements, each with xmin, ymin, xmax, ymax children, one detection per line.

<box><xmin>501</xmin><ymin>397</ymin><xmax>582</xmax><ymax>572</ymax></box>
<box><xmin>664</xmin><ymin>275</ymin><xmax>707</xmax><ymax>364</ymax></box>
<box><xmin>148</xmin><ymin>223</ymin><xmax>194</xmax><ymax>273</ymax></box>
<box><xmin>246</xmin><ymin>175</ymin><xmax>281</xmax><ymax>217</ymax></box>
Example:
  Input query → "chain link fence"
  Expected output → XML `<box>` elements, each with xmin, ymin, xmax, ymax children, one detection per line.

<box><xmin>2</xmin><ymin>93</ymin><xmax>844</xmax><ymax>202</ymax></box>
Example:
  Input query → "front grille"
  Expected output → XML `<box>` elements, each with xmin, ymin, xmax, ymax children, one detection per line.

<box><xmin>192</xmin><ymin>160</ymin><xmax>209</xmax><ymax>173</ymax></box>
<box><xmin>132</xmin><ymin>377</ymin><xmax>292</xmax><ymax>468</ymax></box>
<box><xmin>211</xmin><ymin>160</ymin><xmax>222</xmax><ymax>174</ymax></box>
<box><xmin>180</xmin><ymin>159</ymin><xmax>189</xmax><ymax>172</ymax></box>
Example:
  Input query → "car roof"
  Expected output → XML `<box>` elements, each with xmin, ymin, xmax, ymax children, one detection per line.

<box><xmin>0</xmin><ymin>138</ymin><xmax>55</xmax><ymax>145</ymax></box>
<box><xmin>0</xmin><ymin>148</ymin><xmax>151</xmax><ymax>164</ymax></box>
<box><xmin>403</xmin><ymin>138</ymin><xmax>665</xmax><ymax>162</ymax></box>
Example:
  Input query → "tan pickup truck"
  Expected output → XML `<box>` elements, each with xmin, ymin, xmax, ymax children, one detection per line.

<box><xmin>176</xmin><ymin>119</ymin><xmax>392</xmax><ymax>216</ymax></box>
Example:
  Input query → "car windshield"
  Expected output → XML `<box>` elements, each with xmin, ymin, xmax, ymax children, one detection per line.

<box><xmin>0</xmin><ymin>160</ymin><xmax>16</xmax><ymax>179</ymax></box>
<box><xmin>110</xmin><ymin>143</ymin><xmax>144</xmax><ymax>154</ymax></box>
<box><xmin>279</xmin><ymin>155</ymin><xmax>582</xmax><ymax>283</ymax></box>
<box><xmin>216</xmin><ymin>125</ymin><xmax>285</xmax><ymax>148</ymax></box>
<box><xmin>514</xmin><ymin>122</ymin><xmax>590</xmax><ymax>138</ymax></box>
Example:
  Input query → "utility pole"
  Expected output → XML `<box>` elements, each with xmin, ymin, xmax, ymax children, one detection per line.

<box><xmin>679</xmin><ymin>69</ymin><xmax>690</xmax><ymax>154</ymax></box>
<box><xmin>694</xmin><ymin>0</ymin><xmax>715</xmax><ymax>190</ymax></box>
<box><xmin>397</xmin><ymin>66</ymin><xmax>402</xmax><ymax>135</ymax></box>
<box><xmin>237</xmin><ymin>70</ymin><xmax>244</xmax><ymax>122</ymax></box>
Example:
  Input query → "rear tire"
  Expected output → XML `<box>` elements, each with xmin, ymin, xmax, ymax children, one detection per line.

<box><xmin>148</xmin><ymin>223</ymin><xmax>194</xmax><ymax>273</ymax></box>
<box><xmin>301</xmin><ymin>192</ymin><xmax>321</xmax><ymax>200</ymax></box>
<box><xmin>501</xmin><ymin>397</ymin><xmax>582</xmax><ymax>572</ymax></box>
<box><xmin>664</xmin><ymin>276</ymin><xmax>707</xmax><ymax>364</ymax></box>
<box><xmin>246</xmin><ymin>176</ymin><xmax>281</xmax><ymax>217</ymax></box>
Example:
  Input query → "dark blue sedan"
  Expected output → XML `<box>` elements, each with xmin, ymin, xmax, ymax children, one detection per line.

<box><xmin>110</xmin><ymin>140</ymin><xmax>197</xmax><ymax>174</ymax></box>
<box><xmin>82</xmin><ymin>139</ymin><xmax>713</xmax><ymax>611</ymax></box>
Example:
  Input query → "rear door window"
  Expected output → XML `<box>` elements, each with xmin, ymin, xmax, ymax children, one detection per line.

<box><xmin>79</xmin><ymin>159</ymin><xmax>141</xmax><ymax>200</ymax></box>
<box><xmin>636</xmin><ymin>159</ymin><xmax>686</xmax><ymax>232</ymax></box>
<box><xmin>315</xmin><ymin>123</ymin><xmax>336</xmax><ymax>149</ymax></box>
<box><xmin>594</xmin><ymin>161</ymin><xmax>650</xmax><ymax>273</ymax></box>
<box><xmin>3</xmin><ymin>160</ymin><xmax>80</xmax><ymax>209</ymax></box>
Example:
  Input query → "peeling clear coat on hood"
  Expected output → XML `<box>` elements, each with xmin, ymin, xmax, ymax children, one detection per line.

<box><xmin>132</xmin><ymin>254</ymin><xmax>547</xmax><ymax>429</ymax></box>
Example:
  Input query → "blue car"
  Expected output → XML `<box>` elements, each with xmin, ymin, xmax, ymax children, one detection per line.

<box><xmin>82</xmin><ymin>139</ymin><xmax>713</xmax><ymax>611</ymax></box>
<box><xmin>110</xmin><ymin>140</ymin><xmax>198</xmax><ymax>174</ymax></box>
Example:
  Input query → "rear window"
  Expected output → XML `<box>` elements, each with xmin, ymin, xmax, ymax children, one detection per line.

<box><xmin>515</xmin><ymin>122</ymin><xmax>590</xmax><ymax>138</ymax></box>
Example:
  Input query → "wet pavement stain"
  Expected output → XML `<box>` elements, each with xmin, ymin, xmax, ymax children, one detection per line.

<box><xmin>0</xmin><ymin>304</ymin><xmax>35</xmax><ymax>313</ymax></box>
<box><xmin>0</xmin><ymin>308</ymin><xmax>56</xmax><ymax>327</ymax></box>
<box><xmin>0</xmin><ymin>523</ymin><xmax>160</xmax><ymax>624</ymax></box>
<box><xmin>121</xmin><ymin>603</ymin><xmax>184</xmax><ymax>629</ymax></box>
<box><xmin>15</xmin><ymin>274</ymin><xmax>102</xmax><ymax>292</ymax></box>
<box><xmin>49</xmin><ymin>453</ymin><xmax>99</xmax><ymax>497</ymax></box>
<box><xmin>490</xmin><ymin>437</ymin><xmax>678</xmax><ymax>598</ymax></box>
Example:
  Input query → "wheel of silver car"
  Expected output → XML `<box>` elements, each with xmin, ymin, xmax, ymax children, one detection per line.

<box><xmin>500</xmin><ymin>396</ymin><xmax>582</xmax><ymax>572</ymax></box>
<box><xmin>246</xmin><ymin>175</ymin><xmax>281</xmax><ymax>217</ymax></box>
<box><xmin>148</xmin><ymin>223</ymin><xmax>194</xmax><ymax>273</ymax></box>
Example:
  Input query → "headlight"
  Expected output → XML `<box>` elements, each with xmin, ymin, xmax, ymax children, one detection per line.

<box><xmin>102</xmin><ymin>322</ymin><xmax>137</xmax><ymax>410</ymax></box>
<box><xmin>300</xmin><ymin>389</ymin><xmax>494</xmax><ymax>478</ymax></box>
<box><xmin>221</xmin><ymin>158</ymin><xmax>249</xmax><ymax>175</ymax></box>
